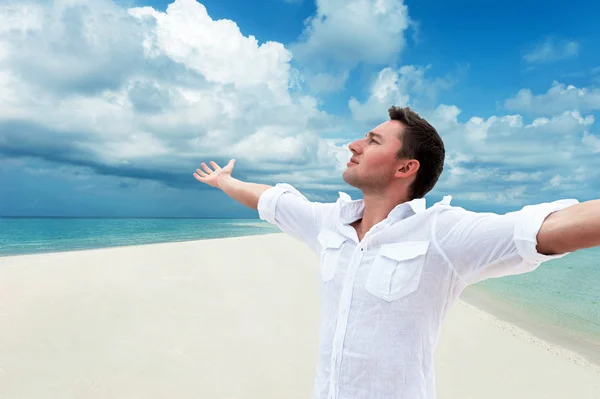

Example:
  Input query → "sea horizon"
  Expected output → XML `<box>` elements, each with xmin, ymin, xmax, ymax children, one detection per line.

<box><xmin>0</xmin><ymin>217</ymin><xmax>279</xmax><ymax>257</ymax></box>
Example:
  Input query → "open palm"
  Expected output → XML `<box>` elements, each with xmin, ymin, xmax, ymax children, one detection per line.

<box><xmin>193</xmin><ymin>159</ymin><xmax>235</xmax><ymax>188</ymax></box>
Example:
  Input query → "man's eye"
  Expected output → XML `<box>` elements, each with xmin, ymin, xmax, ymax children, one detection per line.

<box><xmin>369</xmin><ymin>138</ymin><xmax>378</xmax><ymax>144</ymax></box>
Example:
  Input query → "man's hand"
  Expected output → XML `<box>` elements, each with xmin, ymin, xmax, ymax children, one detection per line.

<box><xmin>193</xmin><ymin>158</ymin><xmax>272</xmax><ymax>210</ymax></box>
<box><xmin>193</xmin><ymin>159</ymin><xmax>235</xmax><ymax>189</ymax></box>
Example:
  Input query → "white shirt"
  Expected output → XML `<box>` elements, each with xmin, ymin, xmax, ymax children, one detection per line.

<box><xmin>257</xmin><ymin>183</ymin><xmax>578</xmax><ymax>399</ymax></box>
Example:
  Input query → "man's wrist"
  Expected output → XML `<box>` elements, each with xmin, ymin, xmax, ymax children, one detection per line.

<box><xmin>216</xmin><ymin>174</ymin><xmax>233</xmax><ymax>190</ymax></box>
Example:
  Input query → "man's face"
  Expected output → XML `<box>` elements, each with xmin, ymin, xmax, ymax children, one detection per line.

<box><xmin>343</xmin><ymin>120</ymin><xmax>405</xmax><ymax>191</ymax></box>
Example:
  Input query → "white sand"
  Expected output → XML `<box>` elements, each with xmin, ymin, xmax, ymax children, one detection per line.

<box><xmin>0</xmin><ymin>233</ymin><xmax>598</xmax><ymax>399</ymax></box>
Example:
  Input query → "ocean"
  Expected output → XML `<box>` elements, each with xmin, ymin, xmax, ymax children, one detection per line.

<box><xmin>0</xmin><ymin>217</ymin><xmax>281</xmax><ymax>257</ymax></box>
<box><xmin>1</xmin><ymin>217</ymin><xmax>599</xmax><ymax>359</ymax></box>
<box><xmin>466</xmin><ymin>247</ymin><xmax>600</xmax><ymax>356</ymax></box>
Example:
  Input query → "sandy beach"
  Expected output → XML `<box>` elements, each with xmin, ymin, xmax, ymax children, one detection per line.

<box><xmin>0</xmin><ymin>233</ymin><xmax>598</xmax><ymax>399</ymax></box>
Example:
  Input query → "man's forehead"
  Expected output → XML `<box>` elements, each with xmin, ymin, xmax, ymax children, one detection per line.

<box><xmin>371</xmin><ymin>120</ymin><xmax>404</xmax><ymax>138</ymax></box>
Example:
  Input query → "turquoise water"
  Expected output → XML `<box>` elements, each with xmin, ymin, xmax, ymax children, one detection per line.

<box><xmin>473</xmin><ymin>247</ymin><xmax>600</xmax><ymax>346</ymax></box>
<box><xmin>1</xmin><ymin>217</ymin><xmax>599</xmax><ymax>349</ymax></box>
<box><xmin>0</xmin><ymin>217</ymin><xmax>281</xmax><ymax>257</ymax></box>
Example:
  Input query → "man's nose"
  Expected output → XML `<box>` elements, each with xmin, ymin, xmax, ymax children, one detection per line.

<box><xmin>348</xmin><ymin>139</ymin><xmax>363</xmax><ymax>154</ymax></box>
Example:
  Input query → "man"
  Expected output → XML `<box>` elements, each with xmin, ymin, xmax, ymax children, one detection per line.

<box><xmin>193</xmin><ymin>106</ymin><xmax>599</xmax><ymax>399</ymax></box>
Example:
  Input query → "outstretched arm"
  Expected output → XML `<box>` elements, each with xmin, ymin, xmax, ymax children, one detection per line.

<box><xmin>193</xmin><ymin>159</ymin><xmax>336</xmax><ymax>255</ymax></box>
<box><xmin>193</xmin><ymin>159</ymin><xmax>272</xmax><ymax>210</ymax></box>
<box><xmin>435</xmin><ymin>199</ymin><xmax>579</xmax><ymax>285</ymax></box>
<box><xmin>537</xmin><ymin>199</ymin><xmax>600</xmax><ymax>255</ymax></box>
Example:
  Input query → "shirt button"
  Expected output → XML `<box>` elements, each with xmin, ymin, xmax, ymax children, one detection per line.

<box><xmin>360</xmin><ymin>248</ymin><xmax>364</xmax><ymax>251</ymax></box>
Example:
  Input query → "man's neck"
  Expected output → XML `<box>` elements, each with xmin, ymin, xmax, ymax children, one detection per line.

<box><xmin>353</xmin><ymin>192</ymin><xmax>412</xmax><ymax>237</ymax></box>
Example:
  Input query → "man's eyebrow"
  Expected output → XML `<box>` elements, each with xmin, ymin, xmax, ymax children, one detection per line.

<box><xmin>366</xmin><ymin>131</ymin><xmax>384</xmax><ymax>140</ymax></box>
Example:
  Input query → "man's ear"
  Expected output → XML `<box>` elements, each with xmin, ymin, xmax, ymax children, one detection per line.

<box><xmin>395</xmin><ymin>159</ymin><xmax>420</xmax><ymax>179</ymax></box>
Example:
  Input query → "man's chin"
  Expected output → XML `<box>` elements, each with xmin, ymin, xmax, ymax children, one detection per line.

<box><xmin>342</xmin><ymin>171</ymin><xmax>360</xmax><ymax>188</ymax></box>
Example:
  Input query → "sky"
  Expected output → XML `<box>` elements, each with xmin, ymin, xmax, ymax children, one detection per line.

<box><xmin>1</xmin><ymin>0</ymin><xmax>599</xmax><ymax>218</ymax></box>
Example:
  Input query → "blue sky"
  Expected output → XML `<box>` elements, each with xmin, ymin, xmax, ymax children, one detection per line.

<box><xmin>1</xmin><ymin>0</ymin><xmax>599</xmax><ymax>218</ymax></box>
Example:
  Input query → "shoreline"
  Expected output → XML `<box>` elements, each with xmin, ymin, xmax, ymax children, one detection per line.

<box><xmin>460</xmin><ymin>285</ymin><xmax>600</xmax><ymax>369</ymax></box>
<box><xmin>0</xmin><ymin>231</ymin><xmax>282</xmax><ymax>258</ymax></box>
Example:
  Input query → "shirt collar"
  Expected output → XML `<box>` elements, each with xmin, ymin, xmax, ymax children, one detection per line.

<box><xmin>337</xmin><ymin>191</ymin><xmax>427</xmax><ymax>225</ymax></box>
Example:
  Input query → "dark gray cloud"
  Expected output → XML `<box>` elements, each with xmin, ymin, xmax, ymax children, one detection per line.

<box><xmin>0</xmin><ymin>120</ymin><xmax>198</xmax><ymax>189</ymax></box>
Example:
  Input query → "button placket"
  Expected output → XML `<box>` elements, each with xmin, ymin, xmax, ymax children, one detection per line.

<box><xmin>328</xmin><ymin>243</ymin><xmax>366</xmax><ymax>399</ymax></box>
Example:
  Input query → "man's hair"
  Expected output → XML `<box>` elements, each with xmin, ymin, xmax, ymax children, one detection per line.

<box><xmin>389</xmin><ymin>106</ymin><xmax>445</xmax><ymax>199</ymax></box>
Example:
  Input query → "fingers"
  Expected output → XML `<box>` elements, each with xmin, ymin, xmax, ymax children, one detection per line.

<box><xmin>193</xmin><ymin>172</ymin><xmax>204</xmax><ymax>182</ymax></box>
<box><xmin>201</xmin><ymin>163</ymin><xmax>212</xmax><ymax>174</ymax></box>
<box><xmin>193</xmin><ymin>161</ymin><xmax>226</xmax><ymax>182</ymax></box>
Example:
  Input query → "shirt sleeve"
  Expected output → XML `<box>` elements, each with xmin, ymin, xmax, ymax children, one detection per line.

<box><xmin>257</xmin><ymin>183</ymin><xmax>336</xmax><ymax>254</ymax></box>
<box><xmin>434</xmin><ymin>199</ymin><xmax>579</xmax><ymax>285</ymax></box>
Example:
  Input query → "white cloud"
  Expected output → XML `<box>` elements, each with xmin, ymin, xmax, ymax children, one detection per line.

<box><xmin>291</xmin><ymin>0</ymin><xmax>411</xmax><ymax>92</ymax></box>
<box><xmin>130</xmin><ymin>1</ymin><xmax>293</xmax><ymax>97</ymax></box>
<box><xmin>2</xmin><ymin>0</ymin><xmax>600</xmax><ymax>209</ymax></box>
<box><xmin>523</xmin><ymin>38</ymin><xmax>580</xmax><ymax>64</ymax></box>
<box><xmin>546</xmin><ymin>175</ymin><xmax>565</xmax><ymax>189</ymax></box>
<box><xmin>231</xmin><ymin>129</ymin><xmax>325</xmax><ymax>164</ymax></box>
<box><xmin>349</xmin><ymin>65</ymin><xmax>454</xmax><ymax>122</ymax></box>
<box><xmin>402</xmin><ymin>96</ymin><xmax>600</xmax><ymax>203</ymax></box>
<box><xmin>504</xmin><ymin>171</ymin><xmax>543</xmax><ymax>182</ymax></box>
<box><xmin>505</xmin><ymin>81</ymin><xmax>600</xmax><ymax>116</ymax></box>
<box><xmin>464</xmin><ymin>186</ymin><xmax>527</xmax><ymax>204</ymax></box>
<box><xmin>573</xmin><ymin>165</ymin><xmax>591</xmax><ymax>182</ymax></box>
<box><xmin>349</xmin><ymin>67</ymin><xmax>410</xmax><ymax>122</ymax></box>
<box><xmin>1</xmin><ymin>0</ymin><xmax>146</xmax><ymax>95</ymax></box>
<box><xmin>345</xmin><ymin>65</ymin><xmax>600</xmax><ymax>205</ymax></box>
<box><xmin>582</xmin><ymin>131</ymin><xmax>600</xmax><ymax>152</ymax></box>
<box><xmin>0</xmin><ymin>0</ymin><xmax>346</xmax><ymax>189</ymax></box>
<box><xmin>302</xmin><ymin>71</ymin><xmax>349</xmax><ymax>93</ymax></box>
<box><xmin>293</xmin><ymin>0</ymin><xmax>410</xmax><ymax>66</ymax></box>
<box><xmin>525</xmin><ymin>111</ymin><xmax>594</xmax><ymax>134</ymax></box>
<box><xmin>461</xmin><ymin>114</ymin><xmax>523</xmax><ymax>142</ymax></box>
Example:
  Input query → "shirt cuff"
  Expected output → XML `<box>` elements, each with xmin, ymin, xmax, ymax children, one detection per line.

<box><xmin>513</xmin><ymin>199</ymin><xmax>579</xmax><ymax>264</ymax></box>
<box><xmin>257</xmin><ymin>183</ymin><xmax>301</xmax><ymax>224</ymax></box>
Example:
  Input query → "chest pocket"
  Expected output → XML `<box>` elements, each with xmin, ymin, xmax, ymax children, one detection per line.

<box><xmin>317</xmin><ymin>230</ymin><xmax>347</xmax><ymax>283</ymax></box>
<box><xmin>365</xmin><ymin>241</ymin><xmax>429</xmax><ymax>302</ymax></box>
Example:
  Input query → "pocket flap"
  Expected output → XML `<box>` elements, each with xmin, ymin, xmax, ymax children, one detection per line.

<box><xmin>317</xmin><ymin>229</ymin><xmax>347</xmax><ymax>249</ymax></box>
<box><xmin>378</xmin><ymin>241</ymin><xmax>429</xmax><ymax>261</ymax></box>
